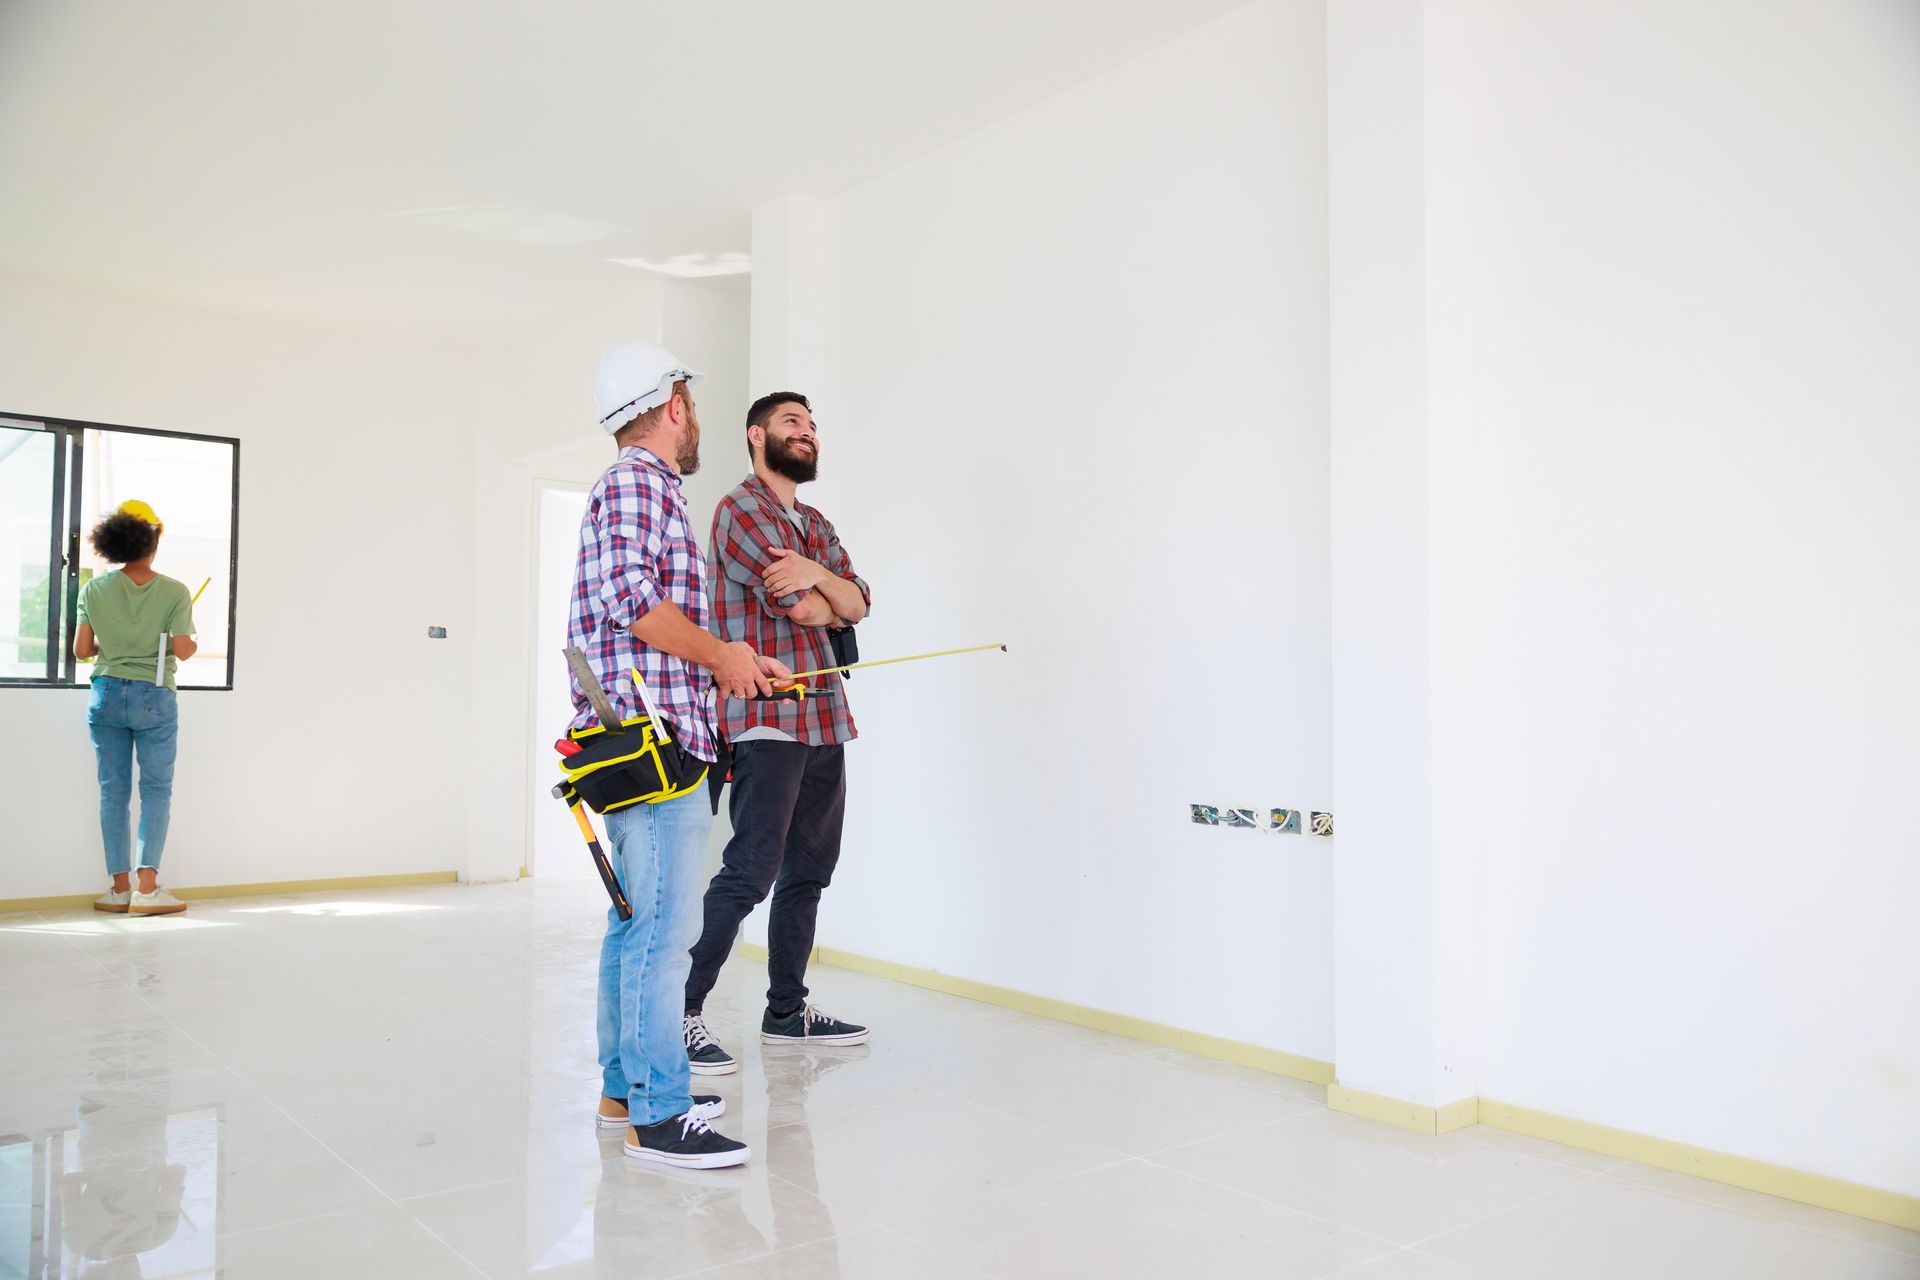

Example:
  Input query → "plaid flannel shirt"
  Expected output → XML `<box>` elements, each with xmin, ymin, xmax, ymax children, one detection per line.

<box><xmin>710</xmin><ymin>477</ymin><xmax>871</xmax><ymax>746</ymax></box>
<box><xmin>566</xmin><ymin>445</ymin><xmax>718</xmax><ymax>762</ymax></box>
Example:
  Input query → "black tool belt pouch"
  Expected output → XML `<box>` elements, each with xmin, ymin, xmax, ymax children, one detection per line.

<box><xmin>557</xmin><ymin>717</ymin><xmax>708</xmax><ymax>813</ymax></box>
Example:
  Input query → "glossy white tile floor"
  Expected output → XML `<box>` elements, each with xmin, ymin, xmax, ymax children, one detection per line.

<box><xmin>3</xmin><ymin>879</ymin><xmax>1916</xmax><ymax>1279</ymax></box>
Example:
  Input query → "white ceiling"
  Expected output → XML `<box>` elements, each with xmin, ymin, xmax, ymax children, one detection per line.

<box><xmin>0</xmin><ymin>0</ymin><xmax>1249</xmax><ymax>340</ymax></box>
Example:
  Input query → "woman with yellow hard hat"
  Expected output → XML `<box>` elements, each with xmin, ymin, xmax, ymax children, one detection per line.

<box><xmin>72</xmin><ymin>500</ymin><xmax>198</xmax><ymax>916</ymax></box>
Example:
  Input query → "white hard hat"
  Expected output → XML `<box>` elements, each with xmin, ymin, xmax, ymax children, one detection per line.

<box><xmin>593</xmin><ymin>339</ymin><xmax>702</xmax><ymax>434</ymax></box>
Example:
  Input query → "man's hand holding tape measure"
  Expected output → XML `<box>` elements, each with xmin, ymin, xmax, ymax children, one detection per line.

<box><xmin>710</xmin><ymin>639</ymin><xmax>793</xmax><ymax>701</ymax></box>
<box><xmin>630</xmin><ymin>598</ymin><xmax>793</xmax><ymax>701</ymax></box>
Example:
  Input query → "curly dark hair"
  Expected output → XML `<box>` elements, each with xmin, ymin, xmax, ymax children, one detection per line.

<box><xmin>90</xmin><ymin>512</ymin><xmax>161</xmax><ymax>565</ymax></box>
<box><xmin>746</xmin><ymin>391</ymin><xmax>810</xmax><ymax>461</ymax></box>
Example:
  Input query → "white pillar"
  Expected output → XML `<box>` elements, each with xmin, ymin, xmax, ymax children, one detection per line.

<box><xmin>749</xmin><ymin>195</ymin><xmax>832</xmax><ymax>400</ymax></box>
<box><xmin>1328</xmin><ymin>0</ymin><xmax>1479</xmax><ymax>1125</ymax></box>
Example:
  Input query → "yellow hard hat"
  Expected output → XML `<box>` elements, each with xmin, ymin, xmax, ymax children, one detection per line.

<box><xmin>118</xmin><ymin>499</ymin><xmax>163</xmax><ymax>526</ymax></box>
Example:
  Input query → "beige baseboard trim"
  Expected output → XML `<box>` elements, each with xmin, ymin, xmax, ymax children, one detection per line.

<box><xmin>0</xmin><ymin>871</ymin><xmax>458</xmax><ymax>915</ymax></box>
<box><xmin>748</xmin><ymin>938</ymin><xmax>1917</xmax><ymax>1230</ymax></box>
<box><xmin>1328</xmin><ymin>1085</ymin><xmax>1478</xmax><ymax>1135</ymax></box>
<box><xmin>1478</xmin><ymin>1098</ymin><xmax>1920</xmax><ymax>1232</ymax></box>
<box><xmin>738</xmin><ymin>939</ymin><xmax>1335</xmax><ymax>1087</ymax></box>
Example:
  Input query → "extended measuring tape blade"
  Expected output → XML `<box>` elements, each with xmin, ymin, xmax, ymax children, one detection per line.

<box><xmin>784</xmin><ymin>642</ymin><xmax>1008</xmax><ymax>682</ymax></box>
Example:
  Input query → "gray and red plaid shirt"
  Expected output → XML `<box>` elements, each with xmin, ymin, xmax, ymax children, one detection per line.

<box><xmin>566</xmin><ymin>445</ymin><xmax>718</xmax><ymax>762</ymax></box>
<box><xmin>710</xmin><ymin>477</ymin><xmax>871</xmax><ymax>746</ymax></box>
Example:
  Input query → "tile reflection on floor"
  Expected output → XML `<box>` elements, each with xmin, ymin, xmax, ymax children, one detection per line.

<box><xmin>2</xmin><ymin>879</ymin><xmax>1915</xmax><ymax>1279</ymax></box>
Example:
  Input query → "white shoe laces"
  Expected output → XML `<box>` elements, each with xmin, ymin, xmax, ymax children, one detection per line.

<box><xmin>684</xmin><ymin>1014</ymin><xmax>721</xmax><ymax>1051</ymax></box>
<box><xmin>679</xmin><ymin>1111</ymin><xmax>716</xmax><ymax>1140</ymax></box>
<box><xmin>802</xmin><ymin>1004</ymin><xmax>836</xmax><ymax>1028</ymax></box>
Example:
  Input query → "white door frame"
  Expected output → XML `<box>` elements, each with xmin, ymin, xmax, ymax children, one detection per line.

<box><xmin>523</xmin><ymin>478</ymin><xmax>590</xmax><ymax>878</ymax></box>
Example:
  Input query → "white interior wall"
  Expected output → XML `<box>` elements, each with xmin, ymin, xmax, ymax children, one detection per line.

<box><xmin>464</xmin><ymin>278</ymin><xmax>750</xmax><ymax>885</ymax></box>
<box><xmin>796</xmin><ymin>0</ymin><xmax>1336</xmax><ymax>1059</ymax></box>
<box><xmin>0</xmin><ymin>277</ymin><xmax>478</xmax><ymax>897</ymax></box>
<box><xmin>663</xmin><ymin>281</ymin><xmax>755</xmax><ymax>534</ymax></box>
<box><xmin>0</xmin><ymin>273</ymin><xmax>748</xmax><ymax>898</ymax></box>
<box><xmin>6</xmin><ymin>0</ymin><xmax>1912</xmax><ymax>1204</ymax></box>
<box><xmin>1425</xmin><ymin>0</ymin><xmax>1920</xmax><ymax>1195</ymax></box>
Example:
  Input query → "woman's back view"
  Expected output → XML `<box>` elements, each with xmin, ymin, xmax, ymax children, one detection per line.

<box><xmin>74</xmin><ymin>500</ymin><xmax>197</xmax><ymax>916</ymax></box>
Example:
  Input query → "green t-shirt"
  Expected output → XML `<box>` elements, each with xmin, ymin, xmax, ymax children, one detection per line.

<box><xmin>76</xmin><ymin>571</ymin><xmax>197</xmax><ymax>690</ymax></box>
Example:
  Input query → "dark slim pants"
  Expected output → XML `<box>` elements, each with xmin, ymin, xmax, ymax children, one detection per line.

<box><xmin>685</xmin><ymin>740</ymin><xmax>846</xmax><ymax>1016</ymax></box>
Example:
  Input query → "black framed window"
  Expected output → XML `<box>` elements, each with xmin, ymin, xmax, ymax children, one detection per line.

<box><xmin>0</xmin><ymin>414</ymin><xmax>239</xmax><ymax>690</ymax></box>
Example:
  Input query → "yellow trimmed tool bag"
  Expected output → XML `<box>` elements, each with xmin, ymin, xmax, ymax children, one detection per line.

<box><xmin>554</xmin><ymin>715</ymin><xmax>708</xmax><ymax>813</ymax></box>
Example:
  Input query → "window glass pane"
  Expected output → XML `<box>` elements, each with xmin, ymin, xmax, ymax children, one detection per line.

<box><xmin>0</xmin><ymin>424</ymin><xmax>56</xmax><ymax>681</ymax></box>
<box><xmin>78</xmin><ymin>429</ymin><xmax>235</xmax><ymax>688</ymax></box>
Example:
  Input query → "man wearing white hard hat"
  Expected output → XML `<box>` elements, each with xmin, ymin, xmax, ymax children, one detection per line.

<box><xmin>567</xmin><ymin>339</ymin><xmax>791</xmax><ymax>1169</ymax></box>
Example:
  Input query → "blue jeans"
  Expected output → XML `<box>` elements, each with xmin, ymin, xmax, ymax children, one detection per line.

<box><xmin>597</xmin><ymin>790</ymin><xmax>713</xmax><ymax>1126</ymax></box>
<box><xmin>87</xmin><ymin>676</ymin><xmax>180</xmax><ymax>877</ymax></box>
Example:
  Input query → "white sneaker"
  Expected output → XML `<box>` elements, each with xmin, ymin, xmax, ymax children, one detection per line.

<box><xmin>129</xmin><ymin>887</ymin><xmax>188</xmax><ymax>916</ymax></box>
<box><xmin>93</xmin><ymin>889</ymin><xmax>131</xmax><ymax>914</ymax></box>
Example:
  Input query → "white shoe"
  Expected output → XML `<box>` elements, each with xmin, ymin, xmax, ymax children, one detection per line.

<box><xmin>93</xmin><ymin>889</ymin><xmax>131</xmax><ymax>914</ymax></box>
<box><xmin>129</xmin><ymin>887</ymin><xmax>187</xmax><ymax>916</ymax></box>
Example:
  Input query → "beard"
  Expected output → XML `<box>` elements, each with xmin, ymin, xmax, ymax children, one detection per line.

<box><xmin>675</xmin><ymin>414</ymin><xmax>702</xmax><ymax>475</ymax></box>
<box><xmin>765</xmin><ymin>433</ymin><xmax>818</xmax><ymax>483</ymax></box>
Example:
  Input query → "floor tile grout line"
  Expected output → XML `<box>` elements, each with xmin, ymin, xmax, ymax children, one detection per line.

<box><xmin>1449</xmin><ymin>1126</ymin><xmax>1633</xmax><ymax>1176</ymax></box>
<box><xmin>213</xmin><ymin>1197</ymin><xmax>435</xmax><ymax>1245</ymax></box>
<box><xmin>1392</xmin><ymin>1170</ymin><xmax>1607</xmax><ymax>1253</ymax></box>
<box><xmin>878</xmin><ymin>1155</ymin><xmax>1149</xmax><ymax>1252</ymax></box>
<box><xmin>209</xmin><ymin>1083</ymin><xmax>494</xmax><ymax>1274</ymax></box>
<box><xmin>53</xmin><ymin>929</ymin><xmax>407</xmax><ymax>1238</ymax></box>
<box><xmin>758</xmin><ymin>1083</ymin><xmax>970</xmax><ymax>1134</ymax></box>
<box><xmin>40</xmin><ymin>881</ymin><xmax>1914</xmax><ymax>1274</ymax></box>
<box><xmin>1122</xmin><ymin>1156</ymin><xmax>1410</xmax><ymax>1259</ymax></box>
<box><xmin>1324</xmin><ymin>1246</ymin><xmax>1421</xmax><ymax>1278</ymax></box>
<box><xmin>1133</xmin><ymin>1097</ymin><xmax>1328</xmax><ymax>1166</ymax></box>
<box><xmin>79</xmin><ymin>927</ymin><xmax>492</xmax><ymax>1276</ymax></box>
<box><xmin>953</xmin><ymin>1077</ymin><xmax>1327</xmax><ymax>1162</ymax></box>
<box><xmin>389</xmin><ymin>1158</ymin><xmax>616</xmax><ymax>1212</ymax></box>
<box><xmin>146</xmin><ymin>887</ymin><xmax>975</xmax><ymax>1270</ymax></box>
<box><xmin>777</xmin><ymin>1147</ymin><xmax>1145</xmax><ymax>1243</ymax></box>
<box><xmin>1587</xmin><ymin>1167</ymin><xmax>1920</xmax><ymax>1261</ymax></box>
<box><xmin>893</xmin><ymin>1232</ymin><xmax>1007</xmax><ymax>1280</ymax></box>
<box><xmin>1400</xmin><ymin>1168</ymin><xmax>1920</xmax><ymax>1266</ymax></box>
<box><xmin>903</xmin><ymin>1087</ymin><xmax>1139</xmax><ymax>1166</ymax></box>
<box><xmin>866</xmin><ymin>1220</ymin><xmax>1006</xmax><ymax>1280</ymax></box>
<box><xmin>663</xmin><ymin>1219</ymin><xmax>1005</xmax><ymax>1280</ymax></box>
<box><xmin>637</xmin><ymin>1180</ymin><xmax>866</xmax><ymax>1280</ymax></box>
<box><xmin>1132</xmin><ymin>1127</ymin><xmax>1576</xmax><ymax>1257</ymax></box>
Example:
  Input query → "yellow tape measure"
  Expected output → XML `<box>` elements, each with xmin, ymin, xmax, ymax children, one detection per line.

<box><xmin>786</xmin><ymin>642</ymin><xmax>1007</xmax><ymax>682</ymax></box>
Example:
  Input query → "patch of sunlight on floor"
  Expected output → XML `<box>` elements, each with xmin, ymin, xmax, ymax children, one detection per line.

<box><xmin>229</xmin><ymin>900</ymin><xmax>443</xmax><ymax>917</ymax></box>
<box><xmin>1</xmin><ymin>917</ymin><xmax>236</xmax><ymax>936</ymax></box>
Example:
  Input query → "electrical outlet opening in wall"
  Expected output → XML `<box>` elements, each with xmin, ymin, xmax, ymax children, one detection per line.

<box><xmin>1189</xmin><ymin>805</ymin><xmax>1327</xmax><ymax>835</ymax></box>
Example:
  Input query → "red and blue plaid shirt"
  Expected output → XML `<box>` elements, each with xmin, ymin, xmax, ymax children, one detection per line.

<box><xmin>710</xmin><ymin>477</ymin><xmax>871</xmax><ymax>746</ymax></box>
<box><xmin>567</xmin><ymin>445</ymin><xmax>718</xmax><ymax>762</ymax></box>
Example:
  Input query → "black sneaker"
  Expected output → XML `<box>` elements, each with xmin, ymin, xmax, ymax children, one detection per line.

<box><xmin>683</xmin><ymin>1013</ymin><xmax>738</xmax><ymax>1075</ymax></box>
<box><xmin>624</xmin><ymin>1110</ymin><xmax>750</xmax><ymax>1169</ymax></box>
<box><xmin>596</xmin><ymin>1094</ymin><xmax>724</xmax><ymax>1130</ymax></box>
<box><xmin>761</xmin><ymin>1003</ymin><xmax>869</xmax><ymax>1045</ymax></box>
